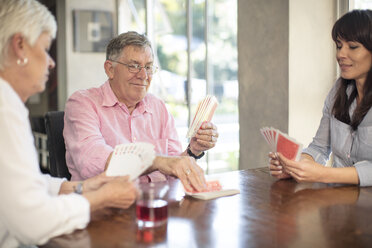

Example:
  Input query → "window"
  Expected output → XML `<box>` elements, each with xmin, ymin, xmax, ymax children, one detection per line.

<box><xmin>350</xmin><ymin>0</ymin><xmax>372</xmax><ymax>9</ymax></box>
<box><xmin>118</xmin><ymin>0</ymin><xmax>238</xmax><ymax>174</ymax></box>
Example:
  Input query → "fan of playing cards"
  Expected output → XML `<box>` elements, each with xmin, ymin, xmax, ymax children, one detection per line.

<box><xmin>105</xmin><ymin>142</ymin><xmax>156</xmax><ymax>180</ymax></box>
<box><xmin>186</xmin><ymin>95</ymin><xmax>218</xmax><ymax>138</ymax></box>
<box><xmin>260</xmin><ymin>127</ymin><xmax>303</xmax><ymax>161</ymax></box>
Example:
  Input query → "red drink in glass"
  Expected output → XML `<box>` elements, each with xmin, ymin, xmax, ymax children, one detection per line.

<box><xmin>136</xmin><ymin>199</ymin><xmax>168</xmax><ymax>228</ymax></box>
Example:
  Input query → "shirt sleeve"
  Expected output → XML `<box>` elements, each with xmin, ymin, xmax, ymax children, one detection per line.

<box><xmin>302</xmin><ymin>84</ymin><xmax>336</xmax><ymax>165</ymax></box>
<box><xmin>64</xmin><ymin>91</ymin><xmax>113</xmax><ymax>180</ymax></box>
<box><xmin>43</xmin><ymin>174</ymin><xmax>66</xmax><ymax>195</ymax></box>
<box><xmin>354</xmin><ymin>161</ymin><xmax>372</xmax><ymax>187</ymax></box>
<box><xmin>0</xmin><ymin>107</ymin><xmax>90</xmax><ymax>246</ymax></box>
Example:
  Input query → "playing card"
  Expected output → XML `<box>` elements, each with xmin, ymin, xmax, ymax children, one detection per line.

<box><xmin>259</xmin><ymin>128</ymin><xmax>268</xmax><ymax>142</ymax></box>
<box><xmin>186</xmin><ymin>95</ymin><xmax>218</xmax><ymax>138</ymax></box>
<box><xmin>276</xmin><ymin>131</ymin><xmax>302</xmax><ymax>161</ymax></box>
<box><xmin>260</xmin><ymin>127</ymin><xmax>302</xmax><ymax>161</ymax></box>
<box><xmin>186</xmin><ymin>180</ymin><xmax>222</xmax><ymax>194</ymax></box>
<box><xmin>260</xmin><ymin>127</ymin><xmax>276</xmax><ymax>151</ymax></box>
<box><xmin>269</xmin><ymin>128</ymin><xmax>277</xmax><ymax>148</ymax></box>
<box><xmin>183</xmin><ymin>177</ymin><xmax>240</xmax><ymax>200</ymax></box>
<box><xmin>106</xmin><ymin>153</ymin><xmax>143</xmax><ymax>178</ymax></box>
<box><xmin>106</xmin><ymin>142</ymin><xmax>156</xmax><ymax>179</ymax></box>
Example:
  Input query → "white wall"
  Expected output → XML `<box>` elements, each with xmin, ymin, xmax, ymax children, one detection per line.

<box><xmin>289</xmin><ymin>0</ymin><xmax>337</xmax><ymax>147</ymax></box>
<box><xmin>65</xmin><ymin>0</ymin><xmax>116</xmax><ymax>98</ymax></box>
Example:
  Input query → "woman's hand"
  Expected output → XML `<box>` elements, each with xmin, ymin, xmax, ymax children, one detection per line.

<box><xmin>99</xmin><ymin>176</ymin><xmax>136</xmax><ymax>209</ymax></box>
<box><xmin>268</xmin><ymin>152</ymin><xmax>292</xmax><ymax>179</ymax></box>
<box><xmin>189</xmin><ymin>122</ymin><xmax>219</xmax><ymax>155</ymax></box>
<box><xmin>82</xmin><ymin>172</ymin><xmax>115</xmax><ymax>192</ymax></box>
<box><xmin>277</xmin><ymin>153</ymin><xmax>325</xmax><ymax>183</ymax></box>
<box><xmin>84</xmin><ymin>175</ymin><xmax>136</xmax><ymax>212</ymax></box>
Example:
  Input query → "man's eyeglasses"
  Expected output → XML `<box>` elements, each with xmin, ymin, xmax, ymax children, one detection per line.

<box><xmin>109</xmin><ymin>59</ymin><xmax>158</xmax><ymax>75</ymax></box>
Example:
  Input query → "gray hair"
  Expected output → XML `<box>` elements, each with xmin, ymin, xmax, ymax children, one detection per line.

<box><xmin>0</xmin><ymin>0</ymin><xmax>57</xmax><ymax>70</ymax></box>
<box><xmin>106</xmin><ymin>31</ymin><xmax>153</xmax><ymax>60</ymax></box>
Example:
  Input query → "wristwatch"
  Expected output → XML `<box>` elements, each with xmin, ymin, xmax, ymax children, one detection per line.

<box><xmin>187</xmin><ymin>145</ymin><xmax>205</xmax><ymax>159</ymax></box>
<box><xmin>74</xmin><ymin>182</ymin><xmax>84</xmax><ymax>194</ymax></box>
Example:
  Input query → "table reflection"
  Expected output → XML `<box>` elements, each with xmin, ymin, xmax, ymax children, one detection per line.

<box><xmin>42</xmin><ymin>229</ymin><xmax>91</xmax><ymax>248</ymax></box>
<box><xmin>136</xmin><ymin>223</ymin><xmax>167</xmax><ymax>244</ymax></box>
<box><xmin>270</xmin><ymin>179</ymin><xmax>359</xmax><ymax>247</ymax></box>
<box><xmin>41</xmin><ymin>169</ymin><xmax>372</xmax><ymax>248</ymax></box>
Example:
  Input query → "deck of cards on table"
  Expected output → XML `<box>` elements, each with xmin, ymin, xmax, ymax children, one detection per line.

<box><xmin>105</xmin><ymin>142</ymin><xmax>156</xmax><ymax>180</ymax></box>
<box><xmin>184</xmin><ymin>176</ymin><xmax>240</xmax><ymax>200</ymax></box>
<box><xmin>260</xmin><ymin>127</ymin><xmax>303</xmax><ymax>161</ymax></box>
<box><xmin>186</xmin><ymin>95</ymin><xmax>218</xmax><ymax>138</ymax></box>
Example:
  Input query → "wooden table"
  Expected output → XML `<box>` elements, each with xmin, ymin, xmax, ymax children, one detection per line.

<box><xmin>42</xmin><ymin>168</ymin><xmax>372</xmax><ymax>248</ymax></box>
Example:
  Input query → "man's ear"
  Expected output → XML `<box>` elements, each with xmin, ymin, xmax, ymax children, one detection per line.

<box><xmin>104</xmin><ymin>60</ymin><xmax>115</xmax><ymax>80</ymax></box>
<box><xmin>11</xmin><ymin>33</ymin><xmax>27</xmax><ymax>59</ymax></box>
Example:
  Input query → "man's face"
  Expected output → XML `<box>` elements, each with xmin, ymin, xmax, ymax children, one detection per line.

<box><xmin>108</xmin><ymin>45</ymin><xmax>153</xmax><ymax>108</ymax></box>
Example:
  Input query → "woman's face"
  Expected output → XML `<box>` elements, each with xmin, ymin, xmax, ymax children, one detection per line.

<box><xmin>23</xmin><ymin>32</ymin><xmax>55</xmax><ymax>97</ymax></box>
<box><xmin>336</xmin><ymin>39</ymin><xmax>372</xmax><ymax>85</ymax></box>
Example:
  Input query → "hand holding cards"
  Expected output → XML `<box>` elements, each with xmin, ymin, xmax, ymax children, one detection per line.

<box><xmin>260</xmin><ymin>127</ymin><xmax>303</xmax><ymax>161</ymax></box>
<box><xmin>186</xmin><ymin>95</ymin><xmax>218</xmax><ymax>138</ymax></box>
<box><xmin>106</xmin><ymin>142</ymin><xmax>156</xmax><ymax>180</ymax></box>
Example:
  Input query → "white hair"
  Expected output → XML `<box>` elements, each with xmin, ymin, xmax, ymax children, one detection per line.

<box><xmin>0</xmin><ymin>0</ymin><xmax>57</xmax><ymax>70</ymax></box>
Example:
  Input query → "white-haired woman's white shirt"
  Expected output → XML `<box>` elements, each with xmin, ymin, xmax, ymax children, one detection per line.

<box><xmin>0</xmin><ymin>77</ymin><xmax>90</xmax><ymax>247</ymax></box>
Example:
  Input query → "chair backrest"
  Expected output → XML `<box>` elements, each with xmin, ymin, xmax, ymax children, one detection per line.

<box><xmin>45</xmin><ymin>111</ymin><xmax>71</xmax><ymax>180</ymax></box>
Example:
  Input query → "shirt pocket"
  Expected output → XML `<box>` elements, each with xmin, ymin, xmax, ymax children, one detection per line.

<box><xmin>357</xmin><ymin>126</ymin><xmax>372</xmax><ymax>146</ymax></box>
<box><xmin>330</xmin><ymin>117</ymin><xmax>352</xmax><ymax>158</ymax></box>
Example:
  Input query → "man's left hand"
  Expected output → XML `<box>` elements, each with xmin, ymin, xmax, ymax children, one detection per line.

<box><xmin>189</xmin><ymin>122</ymin><xmax>219</xmax><ymax>155</ymax></box>
<box><xmin>152</xmin><ymin>156</ymin><xmax>207</xmax><ymax>192</ymax></box>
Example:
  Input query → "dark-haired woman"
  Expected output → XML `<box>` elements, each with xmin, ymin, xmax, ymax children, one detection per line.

<box><xmin>269</xmin><ymin>9</ymin><xmax>372</xmax><ymax>186</ymax></box>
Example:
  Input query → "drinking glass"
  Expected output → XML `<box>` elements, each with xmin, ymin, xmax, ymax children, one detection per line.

<box><xmin>136</xmin><ymin>182</ymin><xmax>169</xmax><ymax>228</ymax></box>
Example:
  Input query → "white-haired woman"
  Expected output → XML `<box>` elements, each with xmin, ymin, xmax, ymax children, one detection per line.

<box><xmin>0</xmin><ymin>0</ymin><xmax>136</xmax><ymax>247</ymax></box>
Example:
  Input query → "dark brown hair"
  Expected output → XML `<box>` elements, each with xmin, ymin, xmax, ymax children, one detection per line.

<box><xmin>331</xmin><ymin>10</ymin><xmax>372</xmax><ymax>130</ymax></box>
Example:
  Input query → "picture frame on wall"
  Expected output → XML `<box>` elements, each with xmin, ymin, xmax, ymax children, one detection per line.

<box><xmin>73</xmin><ymin>10</ymin><xmax>114</xmax><ymax>52</ymax></box>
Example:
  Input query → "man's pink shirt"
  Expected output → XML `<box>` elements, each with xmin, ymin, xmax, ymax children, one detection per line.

<box><xmin>64</xmin><ymin>81</ymin><xmax>182</xmax><ymax>181</ymax></box>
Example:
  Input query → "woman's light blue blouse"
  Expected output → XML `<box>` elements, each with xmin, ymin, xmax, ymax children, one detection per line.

<box><xmin>303</xmin><ymin>79</ymin><xmax>372</xmax><ymax>187</ymax></box>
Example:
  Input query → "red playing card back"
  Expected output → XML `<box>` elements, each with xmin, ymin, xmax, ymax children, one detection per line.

<box><xmin>276</xmin><ymin>133</ymin><xmax>300</xmax><ymax>161</ymax></box>
<box><xmin>187</xmin><ymin>180</ymin><xmax>222</xmax><ymax>193</ymax></box>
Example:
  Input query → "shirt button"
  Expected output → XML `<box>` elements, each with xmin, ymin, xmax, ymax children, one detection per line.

<box><xmin>133</xmin><ymin>137</ymin><xmax>136</xmax><ymax>142</ymax></box>
<box><xmin>347</xmin><ymin>154</ymin><xmax>350</xmax><ymax>158</ymax></box>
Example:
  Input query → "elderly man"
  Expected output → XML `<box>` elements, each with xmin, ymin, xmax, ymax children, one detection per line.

<box><xmin>64</xmin><ymin>31</ymin><xmax>219</xmax><ymax>191</ymax></box>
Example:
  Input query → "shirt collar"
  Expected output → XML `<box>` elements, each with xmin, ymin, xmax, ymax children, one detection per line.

<box><xmin>0</xmin><ymin>77</ymin><xmax>28</xmax><ymax>116</ymax></box>
<box><xmin>101</xmin><ymin>80</ymin><xmax>118</xmax><ymax>107</ymax></box>
<box><xmin>134</xmin><ymin>97</ymin><xmax>153</xmax><ymax>115</ymax></box>
<box><xmin>101</xmin><ymin>80</ymin><xmax>153</xmax><ymax>114</ymax></box>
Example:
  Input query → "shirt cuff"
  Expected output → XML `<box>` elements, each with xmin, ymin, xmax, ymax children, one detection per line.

<box><xmin>354</xmin><ymin>160</ymin><xmax>372</xmax><ymax>187</ymax></box>
<box><xmin>147</xmin><ymin>171</ymin><xmax>167</xmax><ymax>182</ymax></box>
<box><xmin>43</xmin><ymin>174</ymin><xmax>67</xmax><ymax>196</ymax></box>
<box><xmin>302</xmin><ymin>147</ymin><xmax>328</xmax><ymax>165</ymax></box>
